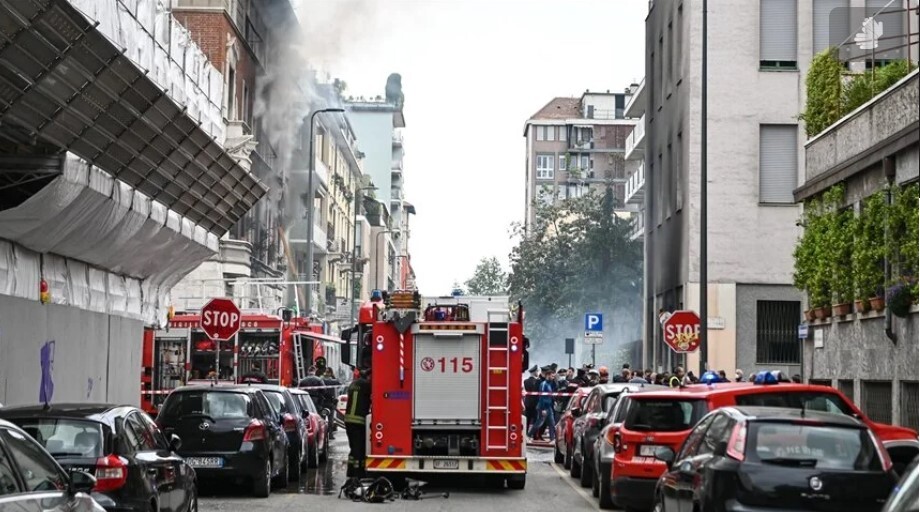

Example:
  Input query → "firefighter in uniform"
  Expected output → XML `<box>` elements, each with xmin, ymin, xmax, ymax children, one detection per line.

<box><xmin>345</xmin><ymin>367</ymin><xmax>371</xmax><ymax>477</ymax></box>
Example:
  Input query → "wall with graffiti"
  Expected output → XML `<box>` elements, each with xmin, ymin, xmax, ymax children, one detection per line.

<box><xmin>0</xmin><ymin>294</ymin><xmax>142</xmax><ymax>406</ymax></box>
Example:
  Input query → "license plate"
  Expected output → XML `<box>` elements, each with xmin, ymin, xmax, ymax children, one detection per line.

<box><xmin>185</xmin><ymin>457</ymin><xmax>223</xmax><ymax>468</ymax></box>
<box><xmin>639</xmin><ymin>445</ymin><xmax>664</xmax><ymax>457</ymax></box>
<box><xmin>433</xmin><ymin>459</ymin><xmax>459</xmax><ymax>470</ymax></box>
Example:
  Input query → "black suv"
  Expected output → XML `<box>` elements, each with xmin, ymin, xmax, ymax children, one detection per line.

<box><xmin>0</xmin><ymin>403</ymin><xmax>196</xmax><ymax>512</ymax></box>
<box><xmin>248</xmin><ymin>384</ymin><xmax>308</xmax><ymax>480</ymax></box>
<box><xmin>156</xmin><ymin>385</ymin><xmax>289</xmax><ymax>497</ymax></box>
<box><xmin>654</xmin><ymin>406</ymin><xmax>898</xmax><ymax>512</ymax></box>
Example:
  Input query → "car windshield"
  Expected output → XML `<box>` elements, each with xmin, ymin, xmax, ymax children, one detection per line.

<box><xmin>162</xmin><ymin>391</ymin><xmax>251</xmax><ymax>419</ymax></box>
<box><xmin>9</xmin><ymin>418</ymin><xmax>105</xmax><ymax>458</ymax></box>
<box><xmin>746</xmin><ymin>422</ymin><xmax>882</xmax><ymax>470</ymax></box>
<box><xmin>263</xmin><ymin>391</ymin><xmax>287</xmax><ymax>415</ymax></box>
<box><xmin>735</xmin><ymin>391</ymin><xmax>854</xmax><ymax>416</ymax></box>
<box><xmin>625</xmin><ymin>399</ymin><xmax>708</xmax><ymax>432</ymax></box>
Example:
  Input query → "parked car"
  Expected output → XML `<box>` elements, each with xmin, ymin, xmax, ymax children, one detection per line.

<box><xmin>883</xmin><ymin>456</ymin><xmax>919</xmax><ymax>512</ymax></box>
<box><xmin>0</xmin><ymin>418</ymin><xmax>104</xmax><ymax>511</ymax></box>
<box><xmin>0</xmin><ymin>403</ymin><xmax>197</xmax><ymax>512</ymax></box>
<box><xmin>554</xmin><ymin>386</ymin><xmax>595</xmax><ymax>469</ymax></box>
<box><xmin>571</xmin><ymin>383</ymin><xmax>666</xmax><ymax>489</ymax></box>
<box><xmin>653</xmin><ymin>407</ymin><xmax>898</xmax><ymax>512</ymax></box>
<box><xmin>593</xmin><ymin>391</ymin><xmax>634</xmax><ymax>509</ymax></box>
<box><xmin>289</xmin><ymin>389</ymin><xmax>329</xmax><ymax>467</ymax></box>
<box><xmin>248</xmin><ymin>384</ymin><xmax>308</xmax><ymax>479</ymax></box>
<box><xmin>156</xmin><ymin>385</ymin><xmax>289</xmax><ymax>497</ymax></box>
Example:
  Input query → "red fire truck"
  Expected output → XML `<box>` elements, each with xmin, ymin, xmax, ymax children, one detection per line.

<box><xmin>341</xmin><ymin>291</ymin><xmax>529</xmax><ymax>489</ymax></box>
<box><xmin>141</xmin><ymin>309</ymin><xmax>346</xmax><ymax>414</ymax></box>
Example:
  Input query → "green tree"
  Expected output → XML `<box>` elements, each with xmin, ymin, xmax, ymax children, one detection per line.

<box><xmin>464</xmin><ymin>257</ymin><xmax>508</xmax><ymax>295</ymax></box>
<box><xmin>508</xmin><ymin>187</ymin><xmax>643</xmax><ymax>360</ymax></box>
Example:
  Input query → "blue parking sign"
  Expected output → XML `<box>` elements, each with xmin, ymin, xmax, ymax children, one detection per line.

<box><xmin>585</xmin><ymin>313</ymin><xmax>603</xmax><ymax>332</ymax></box>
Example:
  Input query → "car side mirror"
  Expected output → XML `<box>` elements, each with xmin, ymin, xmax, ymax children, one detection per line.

<box><xmin>68</xmin><ymin>470</ymin><xmax>96</xmax><ymax>495</ymax></box>
<box><xmin>169</xmin><ymin>434</ymin><xmax>182</xmax><ymax>452</ymax></box>
<box><xmin>654</xmin><ymin>446</ymin><xmax>675</xmax><ymax>466</ymax></box>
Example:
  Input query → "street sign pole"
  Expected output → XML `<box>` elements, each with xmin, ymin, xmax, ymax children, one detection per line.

<box><xmin>592</xmin><ymin>344</ymin><xmax>596</xmax><ymax>367</ymax></box>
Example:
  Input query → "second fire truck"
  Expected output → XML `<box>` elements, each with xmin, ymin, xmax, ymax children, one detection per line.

<box><xmin>342</xmin><ymin>291</ymin><xmax>529</xmax><ymax>489</ymax></box>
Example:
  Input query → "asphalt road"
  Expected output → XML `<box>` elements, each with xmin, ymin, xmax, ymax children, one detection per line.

<box><xmin>197</xmin><ymin>436</ymin><xmax>597</xmax><ymax>511</ymax></box>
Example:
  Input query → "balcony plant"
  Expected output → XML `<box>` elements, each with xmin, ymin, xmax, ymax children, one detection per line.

<box><xmin>853</xmin><ymin>191</ymin><xmax>886</xmax><ymax>314</ymax></box>
<box><xmin>794</xmin><ymin>200</ymin><xmax>820</xmax><ymax>319</ymax></box>
<box><xmin>824</xmin><ymin>186</ymin><xmax>855</xmax><ymax>317</ymax></box>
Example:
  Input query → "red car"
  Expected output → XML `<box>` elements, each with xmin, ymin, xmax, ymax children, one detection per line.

<box><xmin>554</xmin><ymin>386</ymin><xmax>595</xmax><ymax>470</ymax></box>
<box><xmin>606</xmin><ymin>376</ymin><xmax>919</xmax><ymax>511</ymax></box>
<box><xmin>290</xmin><ymin>389</ymin><xmax>329</xmax><ymax>468</ymax></box>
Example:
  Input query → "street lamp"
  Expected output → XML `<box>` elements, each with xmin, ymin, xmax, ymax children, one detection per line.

<box><xmin>304</xmin><ymin>107</ymin><xmax>345</xmax><ymax>316</ymax></box>
<box><xmin>350</xmin><ymin>185</ymin><xmax>377</xmax><ymax>322</ymax></box>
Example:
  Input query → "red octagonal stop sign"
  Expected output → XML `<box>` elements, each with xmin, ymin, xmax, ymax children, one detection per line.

<box><xmin>200</xmin><ymin>298</ymin><xmax>242</xmax><ymax>340</ymax></box>
<box><xmin>663</xmin><ymin>310</ymin><xmax>701</xmax><ymax>353</ymax></box>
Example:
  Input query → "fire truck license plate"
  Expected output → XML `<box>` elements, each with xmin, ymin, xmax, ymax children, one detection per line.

<box><xmin>185</xmin><ymin>457</ymin><xmax>223</xmax><ymax>468</ymax></box>
<box><xmin>433</xmin><ymin>459</ymin><xmax>459</xmax><ymax>470</ymax></box>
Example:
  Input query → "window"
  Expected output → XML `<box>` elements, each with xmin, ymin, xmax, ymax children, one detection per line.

<box><xmin>580</xmin><ymin>154</ymin><xmax>589</xmax><ymax>170</ymax></box>
<box><xmin>558</xmin><ymin>126</ymin><xmax>566</xmax><ymax>142</ymax></box>
<box><xmin>536</xmin><ymin>125</ymin><xmax>546</xmax><ymax>141</ymax></box>
<box><xmin>901</xmin><ymin>381</ymin><xmax>918</xmax><ymax>430</ymax></box>
<box><xmin>813</xmin><ymin>0</ymin><xmax>848</xmax><ymax>54</ymax></box>
<box><xmin>559</xmin><ymin>154</ymin><xmax>567</xmax><ymax>172</ymax></box>
<box><xmin>124</xmin><ymin>413</ymin><xmax>157</xmax><ymax>452</ymax></box>
<box><xmin>760</xmin><ymin>0</ymin><xmax>798</xmax><ymax>69</ymax></box>
<box><xmin>677</xmin><ymin>414</ymin><xmax>714</xmax><ymax>460</ymax></box>
<box><xmin>547</xmin><ymin>125</ymin><xmax>556</xmax><ymax>141</ymax></box>
<box><xmin>675</xmin><ymin>132</ymin><xmax>683</xmax><ymax>211</ymax></box>
<box><xmin>698</xmin><ymin>413</ymin><xmax>732</xmax><ymax>455</ymax></box>
<box><xmin>746</xmin><ymin>423</ymin><xmax>882</xmax><ymax>470</ymax></box>
<box><xmin>161</xmin><ymin>391</ymin><xmax>252</xmax><ymax>420</ymax></box>
<box><xmin>676</xmin><ymin>5</ymin><xmax>683</xmax><ymax>79</ymax></box>
<box><xmin>759</xmin><ymin>125</ymin><xmax>798</xmax><ymax>204</ymax></box>
<box><xmin>838</xmin><ymin>379</ymin><xmax>855</xmax><ymax>401</ymax></box>
<box><xmin>755</xmin><ymin>300</ymin><xmax>801</xmax><ymax>363</ymax></box>
<box><xmin>226</xmin><ymin>66</ymin><xmax>236</xmax><ymax>119</ymax></box>
<box><xmin>862</xmin><ymin>381</ymin><xmax>893</xmax><ymax>424</ymax></box>
<box><xmin>0</xmin><ymin>428</ymin><xmax>66</xmax><ymax>492</ymax></box>
<box><xmin>11</xmin><ymin>418</ymin><xmax>105</xmax><ymax>458</ymax></box>
<box><xmin>625</xmin><ymin>399</ymin><xmax>708</xmax><ymax>432</ymax></box>
<box><xmin>736</xmin><ymin>391</ymin><xmax>853</xmax><ymax>416</ymax></box>
<box><xmin>666</xmin><ymin>20</ymin><xmax>673</xmax><ymax>87</ymax></box>
<box><xmin>536</xmin><ymin>154</ymin><xmax>554</xmax><ymax>180</ymax></box>
<box><xmin>0</xmin><ymin>444</ymin><xmax>18</xmax><ymax>495</ymax></box>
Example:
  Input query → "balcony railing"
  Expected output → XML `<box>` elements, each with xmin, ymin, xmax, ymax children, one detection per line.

<box><xmin>625</xmin><ymin>161</ymin><xmax>646</xmax><ymax>205</ymax></box>
<box><xmin>625</xmin><ymin>77</ymin><xmax>646</xmax><ymax>118</ymax></box>
<box><xmin>628</xmin><ymin>212</ymin><xmax>645</xmax><ymax>241</ymax></box>
<box><xmin>625</xmin><ymin>114</ymin><xmax>646</xmax><ymax>160</ymax></box>
<box><xmin>392</xmin><ymin>132</ymin><xmax>403</xmax><ymax>146</ymax></box>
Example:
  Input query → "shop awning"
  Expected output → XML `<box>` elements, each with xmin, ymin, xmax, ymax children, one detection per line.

<box><xmin>0</xmin><ymin>0</ymin><xmax>266</xmax><ymax>235</ymax></box>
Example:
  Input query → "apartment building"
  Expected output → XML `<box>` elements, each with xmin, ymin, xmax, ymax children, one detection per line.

<box><xmin>641</xmin><ymin>0</ymin><xmax>914</xmax><ymax>377</ymax></box>
<box><xmin>345</xmin><ymin>74</ymin><xmax>412</xmax><ymax>291</ymax></box>
<box><xmin>523</xmin><ymin>91</ymin><xmax>637</xmax><ymax>229</ymax></box>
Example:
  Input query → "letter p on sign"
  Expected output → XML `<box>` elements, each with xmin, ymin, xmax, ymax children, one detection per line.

<box><xmin>585</xmin><ymin>313</ymin><xmax>603</xmax><ymax>332</ymax></box>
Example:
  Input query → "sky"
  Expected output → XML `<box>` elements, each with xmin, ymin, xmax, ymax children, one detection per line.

<box><xmin>298</xmin><ymin>0</ymin><xmax>648</xmax><ymax>295</ymax></box>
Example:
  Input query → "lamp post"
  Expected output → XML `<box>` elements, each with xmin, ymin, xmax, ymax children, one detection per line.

<box><xmin>350</xmin><ymin>185</ymin><xmax>377</xmax><ymax>322</ymax></box>
<box><xmin>374</xmin><ymin>229</ymin><xmax>392</xmax><ymax>292</ymax></box>
<box><xmin>304</xmin><ymin>107</ymin><xmax>344</xmax><ymax>316</ymax></box>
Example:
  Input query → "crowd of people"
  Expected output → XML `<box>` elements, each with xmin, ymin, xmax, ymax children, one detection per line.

<box><xmin>522</xmin><ymin>361</ymin><xmax>803</xmax><ymax>442</ymax></box>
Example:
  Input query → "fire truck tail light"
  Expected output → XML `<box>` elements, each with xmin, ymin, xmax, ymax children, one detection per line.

<box><xmin>376</xmin><ymin>343</ymin><xmax>384</xmax><ymax>351</ymax></box>
<box><xmin>511</xmin><ymin>345</ymin><xmax>518</xmax><ymax>352</ymax></box>
<box><xmin>510</xmin><ymin>432</ymin><xmax>518</xmax><ymax>441</ymax></box>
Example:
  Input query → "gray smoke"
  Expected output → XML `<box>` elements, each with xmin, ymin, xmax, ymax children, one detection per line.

<box><xmin>526</xmin><ymin>306</ymin><xmax>640</xmax><ymax>372</ymax></box>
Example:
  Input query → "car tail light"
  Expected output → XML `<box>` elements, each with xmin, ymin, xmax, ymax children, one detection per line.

<box><xmin>726</xmin><ymin>423</ymin><xmax>747</xmax><ymax>461</ymax></box>
<box><xmin>243</xmin><ymin>420</ymin><xmax>266</xmax><ymax>442</ymax></box>
<box><xmin>869</xmin><ymin>431</ymin><xmax>893</xmax><ymax>471</ymax></box>
<box><xmin>94</xmin><ymin>455</ymin><xmax>128</xmax><ymax>492</ymax></box>
<box><xmin>282</xmin><ymin>413</ymin><xmax>297</xmax><ymax>433</ymax></box>
<box><xmin>611</xmin><ymin>431</ymin><xmax>625</xmax><ymax>453</ymax></box>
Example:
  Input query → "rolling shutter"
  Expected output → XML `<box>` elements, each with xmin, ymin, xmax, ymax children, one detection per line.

<box><xmin>761</xmin><ymin>0</ymin><xmax>798</xmax><ymax>62</ymax></box>
<box><xmin>759</xmin><ymin>125</ymin><xmax>798</xmax><ymax>204</ymax></box>
<box><xmin>813</xmin><ymin>0</ymin><xmax>848</xmax><ymax>54</ymax></box>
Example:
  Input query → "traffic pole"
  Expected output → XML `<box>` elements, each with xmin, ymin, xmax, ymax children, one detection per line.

<box><xmin>699</xmin><ymin>0</ymin><xmax>709</xmax><ymax>377</ymax></box>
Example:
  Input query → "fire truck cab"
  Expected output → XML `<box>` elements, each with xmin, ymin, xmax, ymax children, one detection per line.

<box><xmin>341</xmin><ymin>291</ymin><xmax>529</xmax><ymax>489</ymax></box>
<box><xmin>142</xmin><ymin>308</ymin><xmax>347</xmax><ymax>414</ymax></box>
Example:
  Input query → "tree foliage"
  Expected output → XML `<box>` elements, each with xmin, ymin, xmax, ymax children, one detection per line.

<box><xmin>464</xmin><ymin>257</ymin><xmax>508</xmax><ymax>296</ymax></box>
<box><xmin>508</xmin><ymin>187</ymin><xmax>643</xmax><ymax>360</ymax></box>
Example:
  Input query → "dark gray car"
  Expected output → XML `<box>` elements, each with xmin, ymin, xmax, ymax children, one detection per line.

<box><xmin>0</xmin><ymin>418</ymin><xmax>104</xmax><ymax>511</ymax></box>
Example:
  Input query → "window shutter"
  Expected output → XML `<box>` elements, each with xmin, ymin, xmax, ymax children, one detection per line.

<box><xmin>813</xmin><ymin>0</ymin><xmax>847</xmax><ymax>54</ymax></box>
<box><xmin>759</xmin><ymin>125</ymin><xmax>797</xmax><ymax>203</ymax></box>
<box><xmin>761</xmin><ymin>0</ymin><xmax>797</xmax><ymax>61</ymax></box>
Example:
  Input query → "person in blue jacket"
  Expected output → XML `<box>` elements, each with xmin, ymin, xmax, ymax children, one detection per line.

<box><xmin>528</xmin><ymin>365</ymin><xmax>557</xmax><ymax>442</ymax></box>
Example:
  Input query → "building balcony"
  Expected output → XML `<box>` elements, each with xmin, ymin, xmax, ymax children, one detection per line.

<box><xmin>287</xmin><ymin>222</ymin><xmax>327</xmax><ymax>254</ymax></box>
<box><xmin>628</xmin><ymin>211</ymin><xmax>645</xmax><ymax>241</ymax></box>
<box><xmin>625</xmin><ymin>161</ymin><xmax>645</xmax><ymax>205</ymax></box>
<box><xmin>625</xmin><ymin>77</ymin><xmax>646</xmax><ymax>118</ymax></box>
<box><xmin>392</xmin><ymin>132</ymin><xmax>403</xmax><ymax>147</ymax></box>
<box><xmin>569</xmin><ymin>139</ymin><xmax>595</xmax><ymax>151</ymax></box>
<box><xmin>625</xmin><ymin>114</ymin><xmax>646</xmax><ymax>161</ymax></box>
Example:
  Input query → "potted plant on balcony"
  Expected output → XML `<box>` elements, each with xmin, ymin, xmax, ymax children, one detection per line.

<box><xmin>853</xmin><ymin>191</ymin><xmax>886</xmax><ymax>315</ymax></box>
<box><xmin>794</xmin><ymin>201</ymin><xmax>818</xmax><ymax>320</ymax></box>
<box><xmin>828</xmin><ymin>191</ymin><xmax>855</xmax><ymax>318</ymax></box>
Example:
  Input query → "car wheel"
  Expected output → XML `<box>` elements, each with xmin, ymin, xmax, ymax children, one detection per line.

<box><xmin>563</xmin><ymin>443</ymin><xmax>573</xmax><ymax>470</ymax></box>
<box><xmin>186</xmin><ymin>485</ymin><xmax>198</xmax><ymax>512</ymax></box>
<box><xmin>598</xmin><ymin>467</ymin><xmax>614</xmax><ymax>510</ymax></box>
<box><xmin>507</xmin><ymin>474</ymin><xmax>526</xmax><ymax>490</ymax></box>
<box><xmin>553</xmin><ymin>441</ymin><xmax>564</xmax><ymax>463</ymax></box>
<box><xmin>253</xmin><ymin>459</ymin><xmax>271</xmax><ymax>498</ymax></box>
<box><xmin>289</xmin><ymin>447</ymin><xmax>302</xmax><ymax>481</ymax></box>
<box><xmin>569</xmin><ymin>444</ymin><xmax>582</xmax><ymax>478</ymax></box>
<box><xmin>579</xmin><ymin>448</ymin><xmax>593</xmax><ymax>488</ymax></box>
<box><xmin>271</xmin><ymin>456</ymin><xmax>288</xmax><ymax>489</ymax></box>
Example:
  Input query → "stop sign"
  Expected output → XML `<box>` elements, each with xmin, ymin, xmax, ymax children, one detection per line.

<box><xmin>200</xmin><ymin>298</ymin><xmax>242</xmax><ymax>340</ymax></box>
<box><xmin>663</xmin><ymin>310</ymin><xmax>701</xmax><ymax>353</ymax></box>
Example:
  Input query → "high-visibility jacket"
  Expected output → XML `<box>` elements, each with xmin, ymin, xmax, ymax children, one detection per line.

<box><xmin>668</xmin><ymin>376</ymin><xmax>681</xmax><ymax>388</ymax></box>
<box><xmin>345</xmin><ymin>376</ymin><xmax>371</xmax><ymax>425</ymax></box>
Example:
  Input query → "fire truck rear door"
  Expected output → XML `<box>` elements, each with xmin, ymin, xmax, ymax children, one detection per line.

<box><xmin>413</xmin><ymin>333</ymin><xmax>481</xmax><ymax>423</ymax></box>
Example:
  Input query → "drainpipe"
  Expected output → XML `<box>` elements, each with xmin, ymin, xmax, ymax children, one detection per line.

<box><xmin>883</xmin><ymin>156</ymin><xmax>897</xmax><ymax>344</ymax></box>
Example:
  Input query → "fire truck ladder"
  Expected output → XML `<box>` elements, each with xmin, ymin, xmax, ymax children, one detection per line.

<box><xmin>485</xmin><ymin>310</ymin><xmax>511</xmax><ymax>451</ymax></box>
<box><xmin>293</xmin><ymin>334</ymin><xmax>306</xmax><ymax>384</ymax></box>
